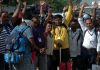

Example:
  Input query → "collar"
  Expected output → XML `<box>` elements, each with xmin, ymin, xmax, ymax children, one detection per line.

<box><xmin>87</xmin><ymin>28</ymin><xmax>95</xmax><ymax>36</ymax></box>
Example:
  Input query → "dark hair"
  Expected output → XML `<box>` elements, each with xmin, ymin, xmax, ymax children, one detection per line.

<box><xmin>84</xmin><ymin>18</ymin><xmax>92</xmax><ymax>23</ymax></box>
<box><xmin>15</xmin><ymin>18</ymin><xmax>22</xmax><ymax>25</ymax></box>
<box><xmin>44</xmin><ymin>21</ymin><xmax>52</xmax><ymax>28</ymax></box>
<box><xmin>73</xmin><ymin>12</ymin><xmax>79</xmax><ymax>18</ymax></box>
<box><xmin>47</xmin><ymin>21</ymin><xmax>52</xmax><ymax>24</ymax></box>
<box><xmin>32</xmin><ymin>15</ymin><xmax>40</xmax><ymax>20</ymax></box>
<box><xmin>71</xmin><ymin>19</ymin><xmax>78</xmax><ymax>23</ymax></box>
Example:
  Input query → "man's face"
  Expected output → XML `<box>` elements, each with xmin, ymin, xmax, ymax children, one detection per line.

<box><xmin>85</xmin><ymin>19</ymin><xmax>94</xmax><ymax>29</ymax></box>
<box><xmin>70</xmin><ymin>21</ymin><xmax>77</xmax><ymax>29</ymax></box>
<box><xmin>54</xmin><ymin>18</ymin><xmax>62</xmax><ymax>25</ymax></box>
<box><xmin>31</xmin><ymin>17</ymin><xmax>39</xmax><ymax>27</ymax></box>
<box><xmin>1</xmin><ymin>12</ymin><xmax>8</xmax><ymax>23</ymax></box>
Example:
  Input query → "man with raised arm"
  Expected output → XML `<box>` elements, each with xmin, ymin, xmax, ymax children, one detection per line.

<box><xmin>0</xmin><ymin>0</ymin><xmax>22</xmax><ymax>70</ymax></box>
<box><xmin>51</xmin><ymin>0</ymin><xmax>73</xmax><ymax>70</ymax></box>
<box><xmin>78</xmin><ymin>2</ymin><xmax>99</xmax><ymax>70</ymax></box>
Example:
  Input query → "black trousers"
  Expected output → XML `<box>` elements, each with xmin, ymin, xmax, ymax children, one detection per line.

<box><xmin>0</xmin><ymin>53</ymin><xmax>9</xmax><ymax>70</ymax></box>
<box><xmin>52</xmin><ymin>49</ymin><xmax>70</xmax><ymax>70</ymax></box>
<box><xmin>72</xmin><ymin>56</ymin><xmax>81</xmax><ymax>70</ymax></box>
<box><xmin>81</xmin><ymin>47</ymin><xmax>97</xmax><ymax>70</ymax></box>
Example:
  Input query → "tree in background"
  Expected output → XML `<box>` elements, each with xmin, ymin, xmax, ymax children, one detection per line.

<box><xmin>2</xmin><ymin>0</ymin><xmax>81</xmax><ymax>12</ymax></box>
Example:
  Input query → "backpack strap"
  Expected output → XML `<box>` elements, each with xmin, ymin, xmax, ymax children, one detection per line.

<box><xmin>95</xmin><ymin>28</ymin><xmax>98</xmax><ymax>44</ymax></box>
<box><xmin>83</xmin><ymin>29</ymin><xmax>88</xmax><ymax>36</ymax></box>
<box><xmin>77</xmin><ymin>30</ymin><xmax>82</xmax><ymax>42</ymax></box>
<box><xmin>20</xmin><ymin>25</ymin><xmax>30</xmax><ymax>34</ymax></box>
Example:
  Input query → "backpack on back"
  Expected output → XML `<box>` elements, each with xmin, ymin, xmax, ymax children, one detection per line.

<box><xmin>4</xmin><ymin>25</ymin><xmax>30</xmax><ymax>64</ymax></box>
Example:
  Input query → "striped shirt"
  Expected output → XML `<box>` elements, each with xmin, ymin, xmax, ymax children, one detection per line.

<box><xmin>0</xmin><ymin>26</ymin><xmax>12</xmax><ymax>53</ymax></box>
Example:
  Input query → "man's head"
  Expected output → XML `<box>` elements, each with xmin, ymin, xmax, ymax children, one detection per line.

<box><xmin>31</xmin><ymin>16</ymin><xmax>40</xmax><ymax>27</ymax></box>
<box><xmin>83</xmin><ymin>14</ymin><xmax>94</xmax><ymax>30</ymax></box>
<box><xmin>54</xmin><ymin>15</ymin><xmax>62</xmax><ymax>25</ymax></box>
<box><xmin>85</xmin><ymin>18</ymin><xmax>94</xmax><ymax>30</ymax></box>
<box><xmin>70</xmin><ymin>19</ymin><xmax>79</xmax><ymax>30</ymax></box>
<box><xmin>1</xmin><ymin>11</ymin><xmax>8</xmax><ymax>23</ymax></box>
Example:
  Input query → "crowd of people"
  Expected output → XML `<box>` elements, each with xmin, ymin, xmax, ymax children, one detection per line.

<box><xmin>0</xmin><ymin>0</ymin><xmax>100</xmax><ymax>70</ymax></box>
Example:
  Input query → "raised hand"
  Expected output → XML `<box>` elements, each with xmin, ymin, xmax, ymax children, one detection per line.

<box><xmin>48</xmin><ymin>8</ymin><xmax>52</xmax><ymax>17</ymax></box>
<box><xmin>23</xmin><ymin>1</ymin><xmax>27</xmax><ymax>6</ymax></box>
<box><xmin>79</xmin><ymin>2</ymin><xmax>88</xmax><ymax>17</ymax></box>
<box><xmin>93</xmin><ymin>1</ymin><xmax>98</xmax><ymax>8</ymax></box>
<box><xmin>73</xmin><ymin>5</ymin><xmax>78</xmax><ymax>11</ymax></box>
<box><xmin>63</xmin><ymin>6</ymin><xmax>68</xmax><ymax>12</ymax></box>
<box><xmin>0</xmin><ymin>0</ymin><xmax>3</xmax><ymax>4</ymax></box>
<box><xmin>81</xmin><ymin>2</ymin><xmax>88</xmax><ymax>8</ymax></box>
<box><xmin>40</xmin><ymin>0</ymin><xmax>46</xmax><ymax>6</ymax></box>
<box><xmin>40</xmin><ymin>48</ymin><xmax>46</xmax><ymax>54</ymax></box>
<box><xmin>16</xmin><ymin>0</ymin><xmax>21</xmax><ymax>3</ymax></box>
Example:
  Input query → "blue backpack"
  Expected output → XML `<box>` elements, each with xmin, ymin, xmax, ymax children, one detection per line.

<box><xmin>4</xmin><ymin>25</ymin><xmax>30</xmax><ymax>64</ymax></box>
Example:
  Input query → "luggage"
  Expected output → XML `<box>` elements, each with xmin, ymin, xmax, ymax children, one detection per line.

<box><xmin>59</xmin><ymin>48</ymin><xmax>66</xmax><ymax>70</ymax></box>
<box><xmin>60</xmin><ymin>62</ymin><xmax>66</xmax><ymax>70</ymax></box>
<box><xmin>59</xmin><ymin>47</ymin><xmax>66</xmax><ymax>70</ymax></box>
<box><xmin>59</xmin><ymin>47</ymin><xmax>72</xmax><ymax>70</ymax></box>
<box><xmin>67</xmin><ymin>59</ymin><xmax>72</xmax><ymax>70</ymax></box>
<box><xmin>31</xmin><ymin>51</ymin><xmax>36</xmax><ymax>64</ymax></box>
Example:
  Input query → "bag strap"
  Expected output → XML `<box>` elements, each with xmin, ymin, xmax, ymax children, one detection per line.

<box><xmin>83</xmin><ymin>29</ymin><xmax>88</xmax><ymax>36</ymax></box>
<box><xmin>20</xmin><ymin>24</ymin><xmax>30</xmax><ymax>34</ymax></box>
<box><xmin>77</xmin><ymin>30</ymin><xmax>82</xmax><ymax>42</ymax></box>
<box><xmin>95</xmin><ymin>28</ymin><xmax>98</xmax><ymax>44</ymax></box>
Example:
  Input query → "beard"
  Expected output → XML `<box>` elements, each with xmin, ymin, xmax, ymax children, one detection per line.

<box><xmin>87</xmin><ymin>26</ymin><xmax>94</xmax><ymax>30</ymax></box>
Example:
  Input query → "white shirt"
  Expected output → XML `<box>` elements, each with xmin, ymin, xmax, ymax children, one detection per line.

<box><xmin>78</xmin><ymin>17</ymin><xmax>98</xmax><ymax>49</ymax></box>
<box><xmin>83</xmin><ymin>28</ymin><xmax>97</xmax><ymax>49</ymax></box>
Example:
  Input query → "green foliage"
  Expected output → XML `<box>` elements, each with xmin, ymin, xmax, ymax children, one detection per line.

<box><xmin>47</xmin><ymin>0</ymin><xmax>67</xmax><ymax>12</ymax></box>
<box><xmin>3</xmin><ymin>0</ymin><xmax>79</xmax><ymax>12</ymax></box>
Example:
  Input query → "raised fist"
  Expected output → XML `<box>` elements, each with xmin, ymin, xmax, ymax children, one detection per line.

<box><xmin>93</xmin><ymin>1</ymin><xmax>98</xmax><ymax>8</ymax></box>
<box><xmin>23</xmin><ymin>1</ymin><xmax>27</xmax><ymax>6</ymax></box>
<box><xmin>0</xmin><ymin>0</ymin><xmax>3</xmax><ymax>4</ymax></box>
<box><xmin>16</xmin><ymin>0</ymin><xmax>21</xmax><ymax>3</ymax></box>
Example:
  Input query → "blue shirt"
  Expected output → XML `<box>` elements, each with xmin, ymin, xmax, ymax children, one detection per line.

<box><xmin>11</xmin><ymin>23</ymin><xmax>33</xmax><ymax>60</ymax></box>
<box><xmin>11</xmin><ymin>23</ymin><xmax>33</xmax><ymax>40</ymax></box>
